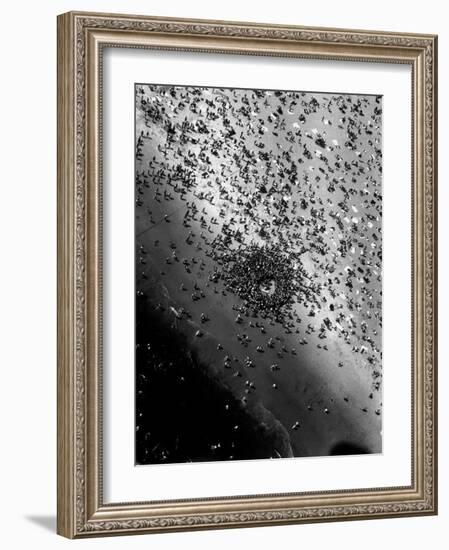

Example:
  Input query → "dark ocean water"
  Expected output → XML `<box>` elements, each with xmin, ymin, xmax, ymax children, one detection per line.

<box><xmin>136</xmin><ymin>295</ymin><xmax>291</xmax><ymax>464</ymax></box>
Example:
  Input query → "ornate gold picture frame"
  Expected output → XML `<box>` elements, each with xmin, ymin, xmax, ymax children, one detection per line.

<box><xmin>57</xmin><ymin>11</ymin><xmax>437</xmax><ymax>538</ymax></box>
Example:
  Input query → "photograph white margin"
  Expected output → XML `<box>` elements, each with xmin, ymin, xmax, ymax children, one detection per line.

<box><xmin>102</xmin><ymin>47</ymin><xmax>411</xmax><ymax>504</ymax></box>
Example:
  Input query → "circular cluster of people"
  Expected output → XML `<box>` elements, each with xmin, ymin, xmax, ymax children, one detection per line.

<box><xmin>217</xmin><ymin>244</ymin><xmax>300</xmax><ymax>321</ymax></box>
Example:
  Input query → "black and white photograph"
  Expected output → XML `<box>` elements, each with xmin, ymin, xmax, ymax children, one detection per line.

<box><xmin>135</xmin><ymin>83</ymin><xmax>383</xmax><ymax>465</ymax></box>
<box><xmin>46</xmin><ymin>4</ymin><xmax>441</xmax><ymax>541</ymax></box>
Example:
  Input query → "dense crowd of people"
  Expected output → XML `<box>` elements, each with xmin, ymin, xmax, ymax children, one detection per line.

<box><xmin>135</xmin><ymin>83</ymin><xmax>383</xmax><ymax>463</ymax></box>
